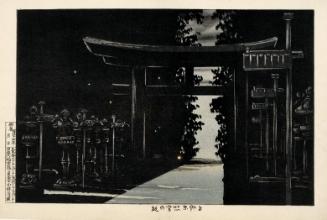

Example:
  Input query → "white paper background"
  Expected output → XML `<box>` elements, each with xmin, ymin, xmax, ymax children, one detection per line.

<box><xmin>0</xmin><ymin>0</ymin><xmax>326</xmax><ymax>219</ymax></box>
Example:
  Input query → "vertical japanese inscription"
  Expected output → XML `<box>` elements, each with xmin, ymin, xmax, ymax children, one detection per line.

<box><xmin>5</xmin><ymin>122</ymin><xmax>16</xmax><ymax>202</ymax></box>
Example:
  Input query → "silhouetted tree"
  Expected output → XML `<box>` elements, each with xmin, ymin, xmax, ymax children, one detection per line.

<box><xmin>175</xmin><ymin>11</ymin><xmax>204</xmax><ymax>161</ymax></box>
<box><xmin>210</xmin><ymin>11</ymin><xmax>242</xmax><ymax>161</ymax></box>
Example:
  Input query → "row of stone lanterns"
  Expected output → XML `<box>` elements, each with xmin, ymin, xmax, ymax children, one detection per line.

<box><xmin>19</xmin><ymin>101</ymin><xmax>129</xmax><ymax>190</ymax></box>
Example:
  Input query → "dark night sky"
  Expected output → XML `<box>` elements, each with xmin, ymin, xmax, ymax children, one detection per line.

<box><xmin>17</xmin><ymin>10</ymin><xmax>313</xmax><ymax>118</ymax></box>
<box><xmin>17</xmin><ymin>10</ymin><xmax>181</xmax><ymax>117</ymax></box>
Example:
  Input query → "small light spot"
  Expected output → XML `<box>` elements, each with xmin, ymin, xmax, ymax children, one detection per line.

<box><xmin>157</xmin><ymin>76</ymin><xmax>161</xmax><ymax>80</ymax></box>
<box><xmin>87</xmin><ymin>82</ymin><xmax>91</xmax><ymax>86</ymax></box>
<box><xmin>109</xmin><ymin>100</ymin><xmax>113</xmax><ymax>104</ymax></box>
<box><xmin>73</xmin><ymin>70</ymin><xmax>78</xmax><ymax>74</ymax></box>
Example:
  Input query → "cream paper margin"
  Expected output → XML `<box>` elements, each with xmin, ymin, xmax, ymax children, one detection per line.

<box><xmin>0</xmin><ymin>0</ymin><xmax>326</xmax><ymax>219</ymax></box>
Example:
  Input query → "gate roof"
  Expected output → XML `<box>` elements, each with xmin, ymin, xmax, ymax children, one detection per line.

<box><xmin>83</xmin><ymin>36</ymin><xmax>278</xmax><ymax>67</ymax></box>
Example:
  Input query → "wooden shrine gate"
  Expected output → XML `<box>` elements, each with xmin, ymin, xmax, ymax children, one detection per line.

<box><xmin>83</xmin><ymin>13</ymin><xmax>307</xmax><ymax>204</ymax></box>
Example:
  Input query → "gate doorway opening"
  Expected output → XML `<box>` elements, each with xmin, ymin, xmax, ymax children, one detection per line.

<box><xmin>193</xmin><ymin>67</ymin><xmax>221</xmax><ymax>162</ymax></box>
<box><xmin>194</xmin><ymin>95</ymin><xmax>220</xmax><ymax>162</ymax></box>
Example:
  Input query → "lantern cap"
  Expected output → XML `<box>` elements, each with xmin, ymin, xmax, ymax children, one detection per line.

<box><xmin>283</xmin><ymin>12</ymin><xmax>294</xmax><ymax>20</ymax></box>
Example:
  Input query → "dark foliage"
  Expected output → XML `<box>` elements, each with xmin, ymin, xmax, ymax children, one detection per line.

<box><xmin>210</xmin><ymin>11</ymin><xmax>241</xmax><ymax>161</ymax></box>
<box><xmin>175</xmin><ymin>11</ymin><xmax>204</xmax><ymax>161</ymax></box>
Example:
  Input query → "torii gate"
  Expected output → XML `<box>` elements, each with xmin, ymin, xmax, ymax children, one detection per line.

<box><xmin>83</xmin><ymin>12</ymin><xmax>303</xmax><ymax>204</ymax></box>
<box><xmin>83</xmin><ymin>36</ymin><xmax>278</xmax><ymax>158</ymax></box>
